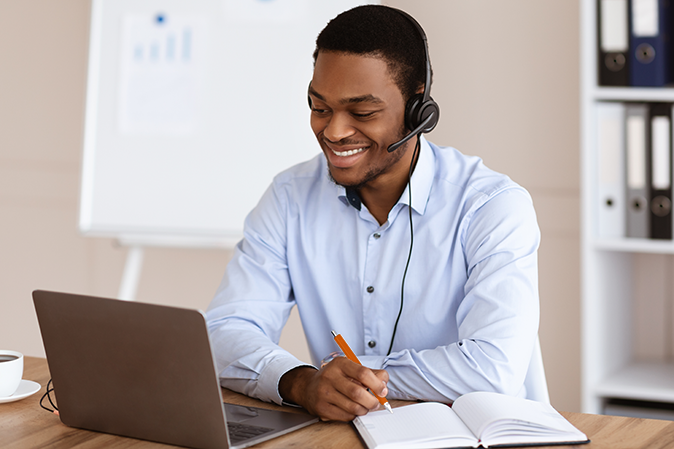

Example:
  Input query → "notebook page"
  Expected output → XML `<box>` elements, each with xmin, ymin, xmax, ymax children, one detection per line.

<box><xmin>354</xmin><ymin>402</ymin><xmax>477</xmax><ymax>448</ymax></box>
<box><xmin>452</xmin><ymin>392</ymin><xmax>586</xmax><ymax>443</ymax></box>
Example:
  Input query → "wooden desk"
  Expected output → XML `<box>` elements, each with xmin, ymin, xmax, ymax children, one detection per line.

<box><xmin>1</xmin><ymin>357</ymin><xmax>674</xmax><ymax>448</ymax></box>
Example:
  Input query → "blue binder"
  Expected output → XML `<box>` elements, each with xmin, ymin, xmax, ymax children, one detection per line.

<box><xmin>630</xmin><ymin>0</ymin><xmax>674</xmax><ymax>86</ymax></box>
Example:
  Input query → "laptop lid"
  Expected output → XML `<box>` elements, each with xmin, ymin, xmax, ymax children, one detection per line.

<box><xmin>32</xmin><ymin>290</ymin><xmax>317</xmax><ymax>449</ymax></box>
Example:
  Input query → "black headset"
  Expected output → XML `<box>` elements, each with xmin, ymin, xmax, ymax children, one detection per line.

<box><xmin>386</xmin><ymin>8</ymin><xmax>440</xmax><ymax>153</ymax></box>
<box><xmin>308</xmin><ymin>7</ymin><xmax>440</xmax><ymax>153</ymax></box>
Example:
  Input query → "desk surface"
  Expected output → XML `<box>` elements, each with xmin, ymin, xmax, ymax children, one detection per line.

<box><xmin>2</xmin><ymin>357</ymin><xmax>674</xmax><ymax>448</ymax></box>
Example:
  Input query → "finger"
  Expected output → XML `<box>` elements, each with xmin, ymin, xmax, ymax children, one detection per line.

<box><xmin>339</xmin><ymin>361</ymin><xmax>389</xmax><ymax>398</ymax></box>
<box><xmin>316</xmin><ymin>389</ymin><xmax>369</xmax><ymax>421</ymax></box>
<box><xmin>371</xmin><ymin>369</ymin><xmax>390</xmax><ymax>396</ymax></box>
<box><xmin>331</xmin><ymin>372</ymin><xmax>383</xmax><ymax>411</ymax></box>
<box><xmin>320</xmin><ymin>360</ymin><xmax>381</xmax><ymax>413</ymax></box>
<box><xmin>372</xmin><ymin>368</ymin><xmax>389</xmax><ymax>384</ymax></box>
<box><xmin>305</xmin><ymin>363</ymin><xmax>375</xmax><ymax>419</ymax></box>
<box><xmin>316</xmin><ymin>401</ymin><xmax>357</xmax><ymax>422</ymax></box>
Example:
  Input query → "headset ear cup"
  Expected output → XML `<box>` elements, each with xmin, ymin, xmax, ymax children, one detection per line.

<box><xmin>420</xmin><ymin>97</ymin><xmax>439</xmax><ymax>133</ymax></box>
<box><xmin>404</xmin><ymin>93</ymin><xmax>424</xmax><ymax>131</ymax></box>
<box><xmin>405</xmin><ymin>94</ymin><xmax>440</xmax><ymax>134</ymax></box>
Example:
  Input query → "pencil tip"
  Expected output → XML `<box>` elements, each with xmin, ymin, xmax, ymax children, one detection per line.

<box><xmin>385</xmin><ymin>402</ymin><xmax>393</xmax><ymax>414</ymax></box>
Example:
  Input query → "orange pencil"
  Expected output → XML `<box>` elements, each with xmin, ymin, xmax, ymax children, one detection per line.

<box><xmin>331</xmin><ymin>330</ymin><xmax>393</xmax><ymax>414</ymax></box>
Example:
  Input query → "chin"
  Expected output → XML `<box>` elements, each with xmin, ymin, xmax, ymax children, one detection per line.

<box><xmin>328</xmin><ymin>166</ymin><xmax>378</xmax><ymax>190</ymax></box>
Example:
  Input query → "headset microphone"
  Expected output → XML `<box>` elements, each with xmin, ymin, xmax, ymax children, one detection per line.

<box><xmin>386</xmin><ymin>111</ymin><xmax>436</xmax><ymax>153</ymax></box>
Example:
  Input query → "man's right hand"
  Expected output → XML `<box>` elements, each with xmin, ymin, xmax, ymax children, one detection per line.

<box><xmin>278</xmin><ymin>357</ymin><xmax>389</xmax><ymax>421</ymax></box>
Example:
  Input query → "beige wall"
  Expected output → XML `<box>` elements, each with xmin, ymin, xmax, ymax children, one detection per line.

<box><xmin>0</xmin><ymin>1</ymin><xmax>581</xmax><ymax>412</ymax></box>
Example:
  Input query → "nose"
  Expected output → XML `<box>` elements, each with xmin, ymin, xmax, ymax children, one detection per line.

<box><xmin>322</xmin><ymin>112</ymin><xmax>356</xmax><ymax>143</ymax></box>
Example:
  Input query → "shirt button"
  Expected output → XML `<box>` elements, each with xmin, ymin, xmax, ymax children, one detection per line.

<box><xmin>366</xmin><ymin>286</ymin><xmax>375</xmax><ymax>293</ymax></box>
<box><xmin>368</xmin><ymin>340</ymin><xmax>377</xmax><ymax>348</ymax></box>
<box><xmin>373</xmin><ymin>233</ymin><xmax>381</xmax><ymax>239</ymax></box>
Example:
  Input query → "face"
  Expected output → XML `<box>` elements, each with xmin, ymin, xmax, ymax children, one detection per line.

<box><xmin>309</xmin><ymin>51</ymin><xmax>412</xmax><ymax>190</ymax></box>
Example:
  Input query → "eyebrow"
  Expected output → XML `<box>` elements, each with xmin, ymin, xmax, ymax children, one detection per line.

<box><xmin>308</xmin><ymin>86</ymin><xmax>384</xmax><ymax>105</ymax></box>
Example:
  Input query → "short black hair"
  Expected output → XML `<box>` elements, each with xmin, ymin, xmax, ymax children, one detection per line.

<box><xmin>313</xmin><ymin>5</ymin><xmax>430</xmax><ymax>103</ymax></box>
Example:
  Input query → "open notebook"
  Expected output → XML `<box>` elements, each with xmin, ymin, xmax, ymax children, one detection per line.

<box><xmin>353</xmin><ymin>391</ymin><xmax>589</xmax><ymax>449</ymax></box>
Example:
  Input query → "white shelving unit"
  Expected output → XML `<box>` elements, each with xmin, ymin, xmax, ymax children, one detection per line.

<box><xmin>581</xmin><ymin>1</ymin><xmax>674</xmax><ymax>414</ymax></box>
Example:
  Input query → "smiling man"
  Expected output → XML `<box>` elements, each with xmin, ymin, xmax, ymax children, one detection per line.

<box><xmin>206</xmin><ymin>5</ymin><xmax>541</xmax><ymax>422</ymax></box>
<box><xmin>308</xmin><ymin>52</ymin><xmax>412</xmax><ymax>225</ymax></box>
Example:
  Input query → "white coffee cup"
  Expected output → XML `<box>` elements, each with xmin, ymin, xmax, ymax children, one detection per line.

<box><xmin>0</xmin><ymin>350</ymin><xmax>23</xmax><ymax>397</ymax></box>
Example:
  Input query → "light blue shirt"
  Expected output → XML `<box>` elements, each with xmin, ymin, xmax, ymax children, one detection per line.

<box><xmin>206</xmin><ymin>136</ymin><xmax>540</xmax><ymax>405</ymax></box>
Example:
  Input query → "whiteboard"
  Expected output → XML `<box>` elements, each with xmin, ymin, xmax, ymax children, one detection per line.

<box><xmin>80</xmin><ymin>0</ymin><xmax>376</xmax><ymax>247</ymax></box>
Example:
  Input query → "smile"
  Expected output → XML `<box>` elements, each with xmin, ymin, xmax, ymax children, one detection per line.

<box><xmin>331</xmin><ymin>147</ymin><xmax>367</xmax><ymax>157</ymax></box>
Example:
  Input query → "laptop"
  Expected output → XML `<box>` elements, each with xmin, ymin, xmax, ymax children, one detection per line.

<box><xmin>32</xmin><ymin>290</ymin><xmax>318</xmax><ymax>449</ymax></box>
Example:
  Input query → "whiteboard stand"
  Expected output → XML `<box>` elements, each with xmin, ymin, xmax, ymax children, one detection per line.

<box><xmin>118</xmin><ymin>246</ymin><xmax>144</xmax><ymax>301</ymax></box>
<box><xmin>113</xmin><ymin>235</ymin><xmax>239</xmax><ymax>301</ymax></box>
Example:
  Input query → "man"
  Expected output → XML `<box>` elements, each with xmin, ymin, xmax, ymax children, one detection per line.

<box><xmin>206</xmin><ymin>5</ymin><xmax>540</xmax><ymax>422</ymax></box>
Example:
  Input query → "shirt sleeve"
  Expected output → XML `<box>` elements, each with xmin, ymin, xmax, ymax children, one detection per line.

<box><xmin>206</xmin><ymin>182</ymin><xmax>316</xmax><ymax>405</ymax></box>
<box><xmin>360</xmin><ymin>188</ymin><xmax>541</xmax><ymax>402</ymax></box>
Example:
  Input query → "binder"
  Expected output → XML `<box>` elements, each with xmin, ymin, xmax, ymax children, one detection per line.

<box><xmin>630</xmin><ymin>0</ymin><xmax>674</xmax><ymax>86</ymax></box>
<box><xmin>596</xmin><ymin>102</ymin><xmax>626</xmax><ymax>238</ymax></box>
<box><xmin>598</xmin><ymin>0</ymin><xmax>630</xmax><ymax>86</ymax></box>
<box><xmin>649</xmin><ymin>103</ymin><xmax>672</xmax><ymax>239</ymax></box>
<box><xmin>625</xmin><ymin>103</ymin><xmax>650</xmax><ymax>238</ymax></box>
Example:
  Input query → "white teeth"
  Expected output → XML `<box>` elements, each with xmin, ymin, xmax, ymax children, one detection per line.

<box><xmin>332</xmin><ymin>147</ymin><xmax>366</xmax><ymax>157</ymax></box>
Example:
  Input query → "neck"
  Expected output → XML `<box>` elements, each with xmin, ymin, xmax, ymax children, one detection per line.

<box><xmin>359</xmin><ymin>138</ymin><xmax>420</xmax><ymax>225</ymax></box>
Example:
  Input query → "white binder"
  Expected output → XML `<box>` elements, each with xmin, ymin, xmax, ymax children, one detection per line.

<box><xmin>596</xmin><ymin>102</ymin><xmax>626</xmax><ymax>238</ymax></box>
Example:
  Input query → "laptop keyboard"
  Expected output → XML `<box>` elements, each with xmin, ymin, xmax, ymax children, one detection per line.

<box><xmin>227</xmin><ymin>422</ymin><xmax>274</xmax><ymax>444</ymax></box>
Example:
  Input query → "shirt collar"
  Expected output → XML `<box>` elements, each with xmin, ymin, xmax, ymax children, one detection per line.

<box><xmin>336</xmin><ymin>135</ymin><xmax>435</xmax><ymax>216</ymax></box>
<box><xmin>344</xmin><ymin>187</ymin><xmax>362</xmax><ymax>210</ymax></box>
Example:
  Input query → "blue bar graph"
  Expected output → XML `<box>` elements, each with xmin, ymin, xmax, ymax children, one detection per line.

<box><xmin>128</xmin><ymin>17</ymin><xmax>193</xmax><ymax>65</ymax></box>
<box><xmin>182</xmin><ymin>29</ymin><xmax>192</xmax><ymax>62</ymax></box>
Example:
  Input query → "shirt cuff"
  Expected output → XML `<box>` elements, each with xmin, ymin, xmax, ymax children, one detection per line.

<box><xmin>258</xmin><ymin>356</ymin><xmax>317</xmax><ymax>405</ymax></box>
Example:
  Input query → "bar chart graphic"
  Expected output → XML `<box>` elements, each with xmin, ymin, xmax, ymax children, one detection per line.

<box><xmin>117</xmin><ymin>13</ymin><xmax>207</xmax><ymax>135</ymax></box>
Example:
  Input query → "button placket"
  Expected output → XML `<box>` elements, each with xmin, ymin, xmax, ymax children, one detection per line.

<box><xmin>363</xmin><ymin>229</ymin><xmax>384</xmax><ymax>356</ymax></box>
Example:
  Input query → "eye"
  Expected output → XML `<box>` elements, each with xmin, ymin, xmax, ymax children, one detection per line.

<box><xmin>311</xmin><ymin>107</ymin><xmax>330</xmax><ymax>116</ymax></box>
<box><xmin>352</xmin><ymin>111</ymin><xmax>377</xmax><ymax>119</ymax></box>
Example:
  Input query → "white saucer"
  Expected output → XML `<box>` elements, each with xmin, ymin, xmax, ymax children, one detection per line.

<box><xmin>0</xmin><ymin>380</ymin><xmax>41</xmax><ymax>404</ymax></box>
